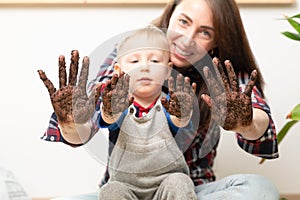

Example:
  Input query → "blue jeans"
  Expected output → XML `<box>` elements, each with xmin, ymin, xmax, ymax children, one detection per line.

<box><xmin>51</xmin><ymin>174</ymin><xmax>279</xmax><ymax>200</ymax></box>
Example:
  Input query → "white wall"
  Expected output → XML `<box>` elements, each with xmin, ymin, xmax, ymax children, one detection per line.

<box><xmin>0</xmin><ymin>1</ymin><xmax>299</xmax><ymax>198</ymax></box>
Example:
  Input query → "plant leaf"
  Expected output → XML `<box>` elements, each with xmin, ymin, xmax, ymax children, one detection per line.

<box><xmin>291</xmin><ymin>13</ymin><xmax>300</xmax><ymax>19</ymax></box>
<box><xmin>282</xmin><ymin>31</ymin><xmax>300</xmax><ymax>41</ymax></box>
<box><xmin>287</xmin><ymin>17</ymin><xmax>300</xmax><ymax>34</ymax></box>
<box><xmin>277</xmin><ymin>120</ymin><xmax>298</xmax><ymax>144</ymax></box>
<box><xmin>259</xmin><ymin>120</ymin><xmax>298</xmax><ymax>164</ymax></box>
<box><xmin>291</xmin><ymin>103</ymin><xmax>300</xmax><ymax>120</ymax></box>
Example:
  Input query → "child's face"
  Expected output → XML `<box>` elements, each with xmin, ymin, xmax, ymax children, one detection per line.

<box><xmin>116</xmin><ymin>48</ymin><xmax>172</xmax><ymax>99</ymax></box>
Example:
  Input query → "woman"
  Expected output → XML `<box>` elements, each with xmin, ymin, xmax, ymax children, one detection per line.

<box><xmin>38</xmin><ymin>0</ymin><xmax>279</xmax><ymax>199</ymax></box>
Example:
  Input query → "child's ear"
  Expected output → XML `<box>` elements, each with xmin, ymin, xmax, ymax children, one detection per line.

<box><xmin>114</xmin><ymin>63</ymin><xmax>122</xmax><ymax>75</ymax></box>
<box><xmin>166</xmin><ymin>61</ymin><xmax>173</xmax><ymax>79</ymax></box>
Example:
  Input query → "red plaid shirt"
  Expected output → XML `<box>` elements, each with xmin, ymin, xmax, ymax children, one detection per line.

<box><xmin>41</xmin><ymin>48</ymin><xmax>278</xmax><ymax>186</ymax></box>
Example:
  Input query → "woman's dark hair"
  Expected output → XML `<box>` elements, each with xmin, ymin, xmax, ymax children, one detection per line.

<box><xmin>154</xmin><ymin>0</ymin><xmax>265</xmax><ymax>129</ymax></box>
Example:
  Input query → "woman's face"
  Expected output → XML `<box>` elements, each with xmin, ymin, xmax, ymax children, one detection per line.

<box><xmin>167</xmin><ymin>0</ymin><xmax>216</xmax><ymax>68</ymax></box>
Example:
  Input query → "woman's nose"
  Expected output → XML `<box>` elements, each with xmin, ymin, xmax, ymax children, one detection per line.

<box><xmin>181</xmin><ymin>30</ymin><xmax>196</xmax><ymax>47</ymax></box>
<box><xmin>182</xmin><ymin>35</ymin><xmax>196</xmax><ymax>47</ymax></box>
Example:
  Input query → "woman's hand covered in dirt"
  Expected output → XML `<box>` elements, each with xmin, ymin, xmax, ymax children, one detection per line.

<box><xmin>161</xmin><ymin>74</ymin><xmax>197</xmax><ymax>119</ymax></box>
<box><xmin>201</xmin><ymin>57</ymin><xmax>257</xmax><ymax>131</ymax></box>
<box><xmin>102</xmin><ymin>72</ymin><xmax>133</xmax><ymax>117</ymax></box>
<box><xmin>37</xmin><ymin>50</ymin><xmax>102</xmax><ymax>125</ymax></box>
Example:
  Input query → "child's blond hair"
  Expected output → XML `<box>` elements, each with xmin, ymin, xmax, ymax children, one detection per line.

<box><xmin>117</xmin><ymin>25</ymin><xmax>170</xmax><ymax>61</ymax></box>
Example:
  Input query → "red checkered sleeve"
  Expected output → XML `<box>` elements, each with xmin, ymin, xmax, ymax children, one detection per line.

<box><xmin>236</xmin><ymin>72</ymin><xmax>279</xmax><ymax>159</ymax></box>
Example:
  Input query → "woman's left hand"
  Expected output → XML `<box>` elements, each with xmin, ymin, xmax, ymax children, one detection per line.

<box><xmin>201</xmin><ymin>57</ymin><xmax>257</xmax><ymax>131</ymax></box>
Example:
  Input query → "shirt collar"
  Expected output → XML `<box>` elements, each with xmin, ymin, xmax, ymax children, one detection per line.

<box><xmin>133</xmin><ymin>97</ymin><xmax>159</xmax><ymax>117</ymax></box>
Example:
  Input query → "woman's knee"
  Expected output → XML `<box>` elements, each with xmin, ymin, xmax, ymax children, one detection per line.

<box><xmin>248</xmin><ymin>174</ymin><xmax>278</xmax><ymax>193</ymax></box>
<box><xmin>195</xmin><ymin>174</ymin><xmax>279</xmax><ymax>200</ymax></box>
<box><xmin>231</xmin><ymin>174</ymin><xmax>279</xmax><ymax>199</ymax></box>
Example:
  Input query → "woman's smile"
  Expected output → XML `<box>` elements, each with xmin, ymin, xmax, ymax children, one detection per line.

<box><xmin>172</xmin><ymin>43</ymin><xmax>194</xmax><ymax>60</ymax></box>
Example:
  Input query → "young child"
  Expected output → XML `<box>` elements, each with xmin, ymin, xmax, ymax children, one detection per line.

<box><xmin>99</xmin><ymin>25</ymin><xmax>197</xmax><ymax>200</ymax></box>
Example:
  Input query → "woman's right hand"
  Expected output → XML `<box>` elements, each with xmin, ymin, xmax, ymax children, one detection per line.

<box><xmin>201</xmin><ymin>57</ymin><xmax>257</xmax><ymax>131</ymax></box>
<box><xmin>37</xmin><ymin>50</ymin><xmax>102</xmax><ymax>128</ymax></box>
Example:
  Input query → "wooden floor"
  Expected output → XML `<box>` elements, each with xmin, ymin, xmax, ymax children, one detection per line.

<box><xmin>280</xmin><ymin>194</ymin><xmax>300</xmax><ymax>200</ymax></box>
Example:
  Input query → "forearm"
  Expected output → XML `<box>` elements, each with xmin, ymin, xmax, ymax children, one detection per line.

<box><xmin>59</xmin><ymin>121</ymin><xmax>92</xmax><ymax>145</ymax></box>
<box><xmin>233</xmin><ymin>108</ymin><xmax>269</xmax><ymax>140</ymax></box>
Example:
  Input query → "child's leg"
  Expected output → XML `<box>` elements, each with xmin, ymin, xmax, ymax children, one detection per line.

<box><xmin>153</xmin><ymin>173</ymin><xmax>197</xmax><ymax>200</ymax></box>
<box><xmin>99</xmin><ymin>181</ymin><xmax>139</xmax><ymax>200</ymax></box>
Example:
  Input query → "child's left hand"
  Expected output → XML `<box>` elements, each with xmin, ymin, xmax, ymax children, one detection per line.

<box><xmin>161</xmin><ymin>74</ymin><xmax>197</xmax><ymax>119</ymax></box>
<box><xmin>102</xmin><ymin>72</ymin><xmax>133</xmax><ymax>117</ymax></box>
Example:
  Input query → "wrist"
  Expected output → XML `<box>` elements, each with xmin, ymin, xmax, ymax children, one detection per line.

<box><xmin>170</xmin><ymin>111</ymin><xmax>192</xmax><ymax>127</ymax></box>
<box><xmin>233</xmin><ymin>108</ymin><xmax>269</xmax><ymax>140</ymax></box>
<box><xmin>58</xmin><ymin>121</ymin><xmax>91</xmax><ymax>144</ymax></box>
<box><xmin>100</xmin><ymin>104</ymin><xmax>122</xmax><ymax>124</ymax></box>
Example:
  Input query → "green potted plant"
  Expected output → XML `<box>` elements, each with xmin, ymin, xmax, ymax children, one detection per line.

<box><xmin>260</xmin><ymin>14</ymin><xmax>300</xmax><ymax>164</ymax></box>
<box><xmin>282</xmin><ymin>13</ymin><xmax>300</xmax><ymax>41</ymax></box>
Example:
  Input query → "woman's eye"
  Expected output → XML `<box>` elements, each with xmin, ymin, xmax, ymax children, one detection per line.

<box><xmin>178</xmin><ymin>19</ymin><xmax>188</xmax><ymax>26</ymax></box>
<box><xmin>199</xmin><ymin>30</ymin><xmax>212</xmax><ymax>40</ymax></box>
<box><xmin>202</xmin><ymin>31</ymin><xmax>210</xmax><ymax>36</ymax></box>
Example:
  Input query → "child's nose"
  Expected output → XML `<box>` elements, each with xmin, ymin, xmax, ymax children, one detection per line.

<box><xmin>140</xmin><ymin>64</ymin><xmax>150</xmax><ymax>72</ymax></box>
